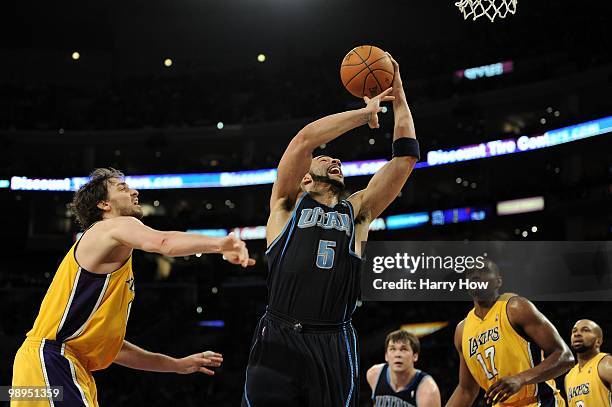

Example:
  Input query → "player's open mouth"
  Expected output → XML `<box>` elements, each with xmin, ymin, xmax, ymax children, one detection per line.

<box><xmin>328</xmin><ymin>166</ymin><xmax>342</xmax><ymax>176</ymax></box>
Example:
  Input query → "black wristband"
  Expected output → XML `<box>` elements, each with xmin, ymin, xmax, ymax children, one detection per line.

<box><xmin>392</xmin><ymin>138</ymin><xmax>420</xmax><ymax>161</ymax></box>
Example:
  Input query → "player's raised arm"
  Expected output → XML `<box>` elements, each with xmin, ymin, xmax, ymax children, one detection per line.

<box><xmin>484</xmin><ymin>297</ymin><xmax>574</xmax><ymax>404</ymax></box>
<box><xmin>105</xmin><ymin>216</ymin><xmax>255</xmax><ymax>267</ymax></box>
<box><xmin>446</xmin><ymin>321</ymin><xmax>480</xmax><ymax>407</ymax></box>
<box><xmin>348</xmin><ymin>55</ymin><xmax>419</xmax><ymax>223</ymax></box>
<box><xmin>269</xmin><ymin>88</ymin><xmax>395</xmax><ymax>210</ymax></box>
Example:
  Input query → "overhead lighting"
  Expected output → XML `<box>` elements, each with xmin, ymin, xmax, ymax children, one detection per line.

<box><xmin>71</xmin><ymin>51</ymin><xmax>80</xmax><ymax>60</ymax></box>
<box><xmin>257</xmin><ymin>53</ymin><xmax>266</xmax><ymax>63</ymax></box>
<box><xmin>164</xmin><ymin>58</ymin><xmax>173</xmax><ymax>67</ymax></box>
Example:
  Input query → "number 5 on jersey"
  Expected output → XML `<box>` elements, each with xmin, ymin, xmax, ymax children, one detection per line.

<box><xmin>316</xmin><ymin>240</ymin><xmax>336</xmax><ymax>269</ymax></box>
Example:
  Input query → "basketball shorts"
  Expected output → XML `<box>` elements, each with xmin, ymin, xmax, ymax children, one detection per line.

<box><xmin>242</xmin><ymin>308</ymin><xmax>359</xmax><ymax>407</ymax></box>
<box><xmin>11</xmin><ymin>338</ymin><xmax>98</xmax><ymax>407</ymax></box>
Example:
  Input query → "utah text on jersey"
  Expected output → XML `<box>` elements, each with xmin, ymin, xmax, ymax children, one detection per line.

<box><xmin>297</xmin><ymin>206</ymin><xmax>351</xmax><ymax>234</ymax></box>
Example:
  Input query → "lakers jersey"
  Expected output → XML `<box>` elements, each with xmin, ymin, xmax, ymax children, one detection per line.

<box><xmin>565</xmin><ymin>353</ymin><xmax>612</xmax><ymax>406</ymax></box>
<box><xmin>26</xmin><ymin>242</ymin><xmax>135</xmax><ymax>371</ymax></box>
<box><xmin>462</xmin><ymin>293</ymin><xmax>563</xmax><ymax>406</ymax></box>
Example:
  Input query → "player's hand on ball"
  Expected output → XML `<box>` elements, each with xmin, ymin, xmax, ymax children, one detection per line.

<box><xmin>485</xmin><ymin>374</ymin><xmax>525</xmax><ymax>404</ymax></box>
<box><xmin>219</xmin><ymin>233</ymin><xmax>256</xmax><ymax>267</ymax></box>
<box><xmin>175</xmin><ymin>351</ymin><xmax>223</xmax><ymax>375</ymax></box>
<box><xmin>386</xmin><ymin>53</ymin><xmax>403</xmax><ymax>92</ymax></box>
<box><xmin>363</xmin><ymin>87</ymin><xmax>394</xmax><ymax>129</ymax></box>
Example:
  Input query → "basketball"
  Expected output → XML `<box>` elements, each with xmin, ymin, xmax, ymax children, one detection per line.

<box><xmin>340</xmin><ymin>45</ymin><xmax>394</xmax><ymax>98</ymax></box>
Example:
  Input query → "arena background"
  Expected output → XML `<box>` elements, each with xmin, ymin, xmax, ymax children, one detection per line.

<box><xmin>1</xmin><ymin>0</ymin><xmax>611</xmax><ymax>405</ymax></box>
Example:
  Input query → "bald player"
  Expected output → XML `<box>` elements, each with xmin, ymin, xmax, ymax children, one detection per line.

<box><xmin>11</xmin><ymin>168</ymin><xmax>255</xmax><ymax>406</ymax></box>
<box><xmin>565</xmin><ymin>319</ymin><xmax>612</xmax><ymax>406</ymax></box>
<box><xmin>446</xmin><ymin>261</ymin><xmax>574</xmax><ymax>406</ymax></box>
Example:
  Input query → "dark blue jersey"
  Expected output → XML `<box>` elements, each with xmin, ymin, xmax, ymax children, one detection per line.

<box><xmin>265</xmin><ymin>192</ymin><xmax>362</xmax><ymax>324</ymax></box>
<box><xmin>372</xmin><ymin>364</ymin><xmax>429</xmax><ymax>407</ymax></box>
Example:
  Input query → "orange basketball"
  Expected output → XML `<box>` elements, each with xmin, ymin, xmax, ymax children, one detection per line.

<box><xmin>340</xmin><ymin>45</ymin><xmax>394</xmax><ymax>98</ymax></box>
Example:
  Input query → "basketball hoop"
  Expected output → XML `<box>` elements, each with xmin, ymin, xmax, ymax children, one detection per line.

<box><xmin>455</xmin><ymin>0</ymin><xmax>517</xmax><ymax>22</ymax></box>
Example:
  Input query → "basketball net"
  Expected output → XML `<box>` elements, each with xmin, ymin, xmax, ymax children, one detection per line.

<box><xmin>455</xmin><ymin>0</ymin><xmax>517</xmax><ymax>22</ymax></box>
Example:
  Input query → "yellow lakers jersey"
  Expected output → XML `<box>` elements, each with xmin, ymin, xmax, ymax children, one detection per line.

<box><xmin>462</xmin><ymin>293</ymin><xmax>562</xmax><ymax>406</ymax></box>
<box><xmin>565</xmin><ymin>353</ymin><xmax>612</xmax><ymax>406</ymax></box>
<box><xmin>26</xmin><ymin>242</ymin><xmax>135</xmax><ymax>371</ymax></box>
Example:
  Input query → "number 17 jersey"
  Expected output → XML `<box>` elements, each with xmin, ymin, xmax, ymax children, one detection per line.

<box><xmin>265</xmin><ymin>192</ymin><xmax>362</xmax><ymax>324</ymax></box>
<box><xmin>462</xmin><ymin>293</ymin><xmax>564</xmax><ymax>406</ymax></box>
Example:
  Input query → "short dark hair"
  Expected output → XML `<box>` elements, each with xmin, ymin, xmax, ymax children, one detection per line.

<box><xmin>71</xmin><ymin>168</ymin><xmax>124</xmax><ymax>229</ymax></box>
<box><xmin>385</xmin><ymin>330</ymin><xmax>420</xmax><ymax>355</ymax></box>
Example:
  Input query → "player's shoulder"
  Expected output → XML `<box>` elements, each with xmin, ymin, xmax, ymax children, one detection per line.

<box><xmin>88</xmin><ymin>216</ymin><xmax>145</xmax><ymax>238</ymax></box>
<box><xmin>454</xmin><ymin>318</ymin><xmax>467</xmax><ymax>349</ymax></box>
<box><xmin>346</xmin><ymin>190</ymin><xmax>364</xmax><ymax>203</ymax></box>
<box><xmin>505</xmin><ymin>294</ymin><xmax>537</xmax><ymax>316</ymax></box>
<box><xmin>455</xmin><ymin>318</ymin><xmax>466</xmax><ymax>333</ymax></box>
<box><xmin>505</xmin><ymin>294</ymin><xmax>553</xmax><ymax>331</ymax></box>
<box><xmin>366</xmin><ymin>363</ymin><xmax>386</xmax><ymax>385</ymax></box>
<box><xmin>103</xmin><ymin>216</ymin><xmax>145</xmax><ymax>228</ymax></box>
<box><xmin>367</xmin><ymin>363</ymin><xmax>386</xmax><ymax>375</ymax></box>
<box><xmin>274</xmin><ymin>191</ymin><xmax>307</xmax><ymax>212</ymax></box>
<box><xmin>417</xmin><ymin>373</ymin><xmax>439</xmax><ymax>393</ymax></box>
<box><xmin>598</xmin><ymin>353</ymin><xmax>612</xmax><ymax>369</ymax></box>
<box><xmin>597</xmin><ymin>354</ymin><xmax>612</xmax><ymax>386</ymax></box>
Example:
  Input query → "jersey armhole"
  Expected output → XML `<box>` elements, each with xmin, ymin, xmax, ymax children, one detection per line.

<box><xmin>73</xmin><ymin>222</ymin><xmax>131</xmax><ymax>275</ymax></box>
<box><xmin>503</xmin><ymin>294</ymin><xmax>530</xmax><ymax>343</ymax></box>
<box><xmin>372</xmin><ymin>364</ymin><xmax>386</xmax><ymax>399</ymax></box>
<box><xmin>596</xmin><ymin>353</ymin><xmax>612</xmax><ymax>390</ymax></box>
<box><xmin>415</xmin><ymin>373</ymin><xmax>431</xmax><ymax>394</ymax></box>
<box><xmin>344</xmin><ymin>199</ymin><xmax>361</xmax><ymax>260</ymax></box>
<box><xmin>265</xmin><ymin>193</ymin><xmax>307</xmax><ymax>255</ymax></box>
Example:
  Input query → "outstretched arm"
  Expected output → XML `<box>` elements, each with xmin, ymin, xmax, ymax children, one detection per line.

<box><xmin>446</xmin><ymin>320</ymin><xmax>481</xmax><ymax>407</ymax></box>
<box><xmin>485</xmin><ymin>297</ymin><xmax>574</xmax><ymax>404</ymax></box>
<box><xmin>349</xmin><ymin>55</ymin><xmax>418</xmax><ymax>222</ymax></box>
<box><xmin>106</xmin><ymin>216</ymin><xmax>255</xmax><ymax>267</ymax></box>
<box><xmin>269</xmin><ymin>88</ymin><xmax>395</xmax><ymax>211</ymax></box>
<box><xmin>114</xmin><ymin>340</ymin><xmax>223</xmax><ymax>376</ymax></box>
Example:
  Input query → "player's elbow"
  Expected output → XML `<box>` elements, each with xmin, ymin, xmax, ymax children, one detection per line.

<box><xmin>150</xmin><ymin>232</ymin><xmax>177</xmax><ymax>256</ymax></box>
<box><xmin>293</xmin><ymin>124</ymin><xmax>317</xmax><ymax>151</ymax></box>
<box><xmin>391</xmin><ymin>155</ymin><xmax>418</xmax><ymax>170</ymax></box>
<box><xmin>558</xmin><ymin>347</ymin><xmax>575</xmax><ymax>371</ymax></box>
<box><xmin>457</xmin><ymin>379</ymin><xmax>479</xmax><ymax>398</ymax></box>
